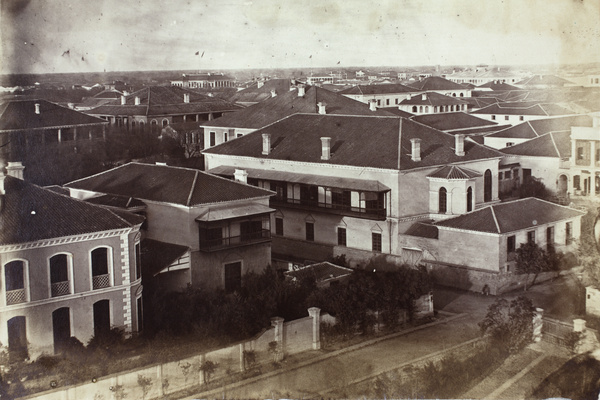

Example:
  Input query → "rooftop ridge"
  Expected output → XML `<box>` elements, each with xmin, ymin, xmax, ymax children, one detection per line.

<box><xmin>490</xmin><ymin>205</ymin><xmax>501</xmax><ymax>234</ymax></box>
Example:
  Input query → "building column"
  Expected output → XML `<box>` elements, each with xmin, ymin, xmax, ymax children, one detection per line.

<box><xmin>308</xmin><ymin>307</ymin><xmax>321</xmax><ymax>350</ymax></box>
<box><xmin>239</xmin><ymin>343</ymin><xmax>245</xmax><ymax>372</ymax></box>
<box><xmin>73</xmin><ymin>127</ymin><xmax>77</xmax><ymax>141</ymax></box>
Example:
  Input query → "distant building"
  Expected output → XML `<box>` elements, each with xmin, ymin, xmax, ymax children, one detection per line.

<box><xmin>406</xmin><ymin>76</ymin><xmax>472</xmax><ymax>98</ymax></box>
<box><xmin>447</xmin><ymin>68</ymin><xmax>524</xmax><ymax>86</ymax></box>
<box><xmin>0</xmin><ymin>99</ymin><xmax>108</xmax><ymax>160</ymax></box>
<box><xmin>0</xmin><ymin>164</ymin><xmax>144</xmax><ymax>358</ymax></box>
<box><xmin>228</xmin><ymin>79</ymin><xmax>298</xmax><ymax>107</ymax></box>
<box><xmin>171</xmin><ymin>73</ymin><xmax>236</xmax><ymax>89</ymax></box>
<box><xmin>338</xmin><ymin>83</ymin><xmax>416</xmax><ymax>108</ymax></box>
<box><xmin>471</xmin><ymin>102</ymin><xmax>577</xmax><ymax>125</ymax></box>
<box><xmin>284</xmin><ymin>262</ymin><xmax>353</xmax><ymax>288</ymax></box>
<box><xmin>86</xmin><ymin>86</ymin><xmax>240</xmax><ymax>133</ymax></box>
<box><xmin>398</xmin><ymin>92</ymin><xmax>469</xmax><ymax>115</ymax></box>
<box><xmin>567</xmin><ymin>113</ymin><xmax>600</xmax><ymax>198</ymax></box>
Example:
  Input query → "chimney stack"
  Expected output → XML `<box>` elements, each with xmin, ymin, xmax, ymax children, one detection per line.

<box><xmin>421</xmin><ymin>93</ymin><xmax>427</xmax><ymax>101</ymax></box>
<box><xmin>369</xmin><ymin>99</ymin><xmax>377</xmax><ymax>111</ymax></box>
<box><xmin>455</xmin><ymin>134</ymin><xmax>465</xmax><ymax>156</ymax></box>
<box><xmin>270</xmin><ymin>89</ymin><xmax>277</xmax><ymax>98</ymax></box>
<box><xmin>234</xmin><ymin>169</ymin><xmax>248</xmax><ymax>184</ymax></box>
<box><xmin>34</xmin><ymin>103</ymin><xmax>40</xmax><ymax>114</ymax></box>
<box><xmin>320</xmin><ymin>137</ymin><xmax>331</xmax><ymax>160</ymax></box>
<box><xmin>410</xmin><ymin>138</ymin><xmax>422</xmax><ymax>162</ymax></box>
<box><xmin>121</xmin><ymin>95</ymin><xmax>126</xmax><ymax>105</ymax></box>
<box><xmin>0</xmin><ymin>166</ymin><xmax>5</xmax><ymax>195</ymax></box>
<box><xmin>298</xmin><ymin>85</ymin><xmax>306</xmax><ymax>97</ymax></box>
<box><xmin>317</xmin><ymin>102</ymin><xmax>326</xmax><ymax>115</ymax></box>
<box><xmin>262</xmin><ymin>133</ymin><xmax>271</xmax><ymax>155</ymax></box>
<box><xmin>134</xmin><ymin>96</ymin><xmax>141</xmax><ymax>105</ymax></box>
<box><xmin>183</xmin><ymin>93</ymin><xmax>190</xmax><ymax>103</ymax></box>
<box><xmin>6</xmin><ymin>162</ymin><xmax>25</xmax><ymax>179</ymax></box>
<box><xmin>257</xmin><ymin>81</ymin><xmax>264</xmax><ymax>89</ymax></box>
<box><xmin>406</xmin><ymin>94</ymin><xmax>411</xmax><ymax>100</ymax></box>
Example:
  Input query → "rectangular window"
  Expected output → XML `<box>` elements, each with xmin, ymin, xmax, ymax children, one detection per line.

<box><xmin>395</xmin><ymin>98</ymin><xmax>399</xmax><ymax>105</ymax></box>
<box><xmin>337</xmin><ymin>227</ymin><xmax>347</xmax><ymax>246</ymax></box>
<box><xmin>574</xmin><ymin>175</ymin><xmax>581</xmax><ymax>190</ymax></box>
<box><xmin>505</xmin><ymin>115</ymin><xmax>509</xmax><ymax>121</ymax></box>
<box><xmin>224</xmin><ymin>262</ymin><xmax>242</xmax><ymax>293</ymax></box>
<box><xmin>275</xmin><ymin>217</ymin><xmax>283</xmax><ymax>236</ymax></box>
<box><xmin>505</xmin><ymin>170</ymin><xmax>512</xmax><ymax>179</ymax></box>
<box><xmin>386</xmin><ymin>99</ymin><xmax>390</xmax><ymax>106</ymax></box>
<box><xmin>209</xmin><ymin>131</ymin><xmax>216</xmax><ymax>147</ymax></box>
<box><xmin>240</xmin><ymin>220</ymin><xmax>263</xmax><ymax>242</ymax></box>
<box><xmin>527</xmin><ymin>230</ymin><xmax>536</xmax><ymax>244</ymax></box>
<box><xmin>306</xmin><ymin>222</ymin><xmax>314</xmax><ymax>241</ymax></box>
<box><xmin>135</xmin><ymin>243</ymin><xmax>142</xmax><ymax>280</ymax></box>
<box><xmin>519</xmin><ymin>116</ymin><xmax>524</xmax><ymax>121</ymax></box>
<box><xmin>332</xmin><ymin>190</ymin><xmax>351</xmax><ymax>209</ymax></box>
<box><xmin>223</xmin><ymin>132</ymin><xmax>228</xmax><ymax>142</ymax></box>
<box><xmin>372</xmin><ymin>232</ymin><xmax>382</xmax><ymax>252</ymax></box>
<box><xmin>566</xmin><ymin>221</ymin><xmax>573</xmax><ymax>244</ymax></box>
<box><xmin>491</xmin><ymin>115</ymin><xmax>496</xmax><ymax>120</ymax></box>
<box><xmin>546</xmin><ymin>226</ymin><xmax>554</xmax><ymax>250</ymax></box>
<box><xmin>499</xmin><ymin>172</ymin><xmax>503</xmax><ymax>180</ymax></box>
<box><xmin>507</xmin><ymin>235</ymin><xmax>516</xmax><ymax>255</ymax></box>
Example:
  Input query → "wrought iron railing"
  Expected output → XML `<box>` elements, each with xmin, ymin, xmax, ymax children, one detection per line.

<box><xmin>271</xmin><ymin>197</ymin><xmax>386</xmax><ymax>220</ymax></box>
<box><xmin>200</xmin><ymin>229</ymin><xmax>271</xmax><ymax>251</ymax></box>
<box><xmin>92</xmin><ymin>274</ymin><xmax>111</xmax><ymax>290</ymax></box>
<box><xmin>51</xmin><ymin>281</ymin><xmax>70</xmax><ymax>297</ymax></box>
<box><xmin>6</xmin><ymin>289</ymin><xmax>26</xmax><ymax>305</ymax></box>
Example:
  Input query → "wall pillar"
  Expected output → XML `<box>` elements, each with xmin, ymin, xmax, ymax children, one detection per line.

<box><xmin>73</xmin><ymin>127</ymin><xmax>78</xmax><ymax>141</ymax></box>
<box><xmin>573</xmin><ymin>318</ymin><xmax>586</xmax><ymax>332</ymax></box>
<box><xmin>57</xmin><ymin>128</ymin><xmax>62</xmax><ymax>143</ymax></box>
<box><xmin>532</xmin><ymin>307</ymin><xmax>543</xmax><ymax>342</ymax></box>
<box><xmin>198</xmin><ymin>354</ymin><xmax>206</xmax><ymax>384</ymax></box>
<box><xmin>308</xmin><ymin>307</ymin><xmax>321</xmax><ymax>350</ymax></box>
<box><xmin>271</xmin><ymin>317</ymin><xmax>285</xmax><ymax>361</ymax></box>
<box><xmin>239</xmin><ymin>343</ymin><xmax>245</xmax><ymax>372</ymax></box>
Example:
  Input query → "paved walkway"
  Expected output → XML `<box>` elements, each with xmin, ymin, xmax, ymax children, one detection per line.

<box><xmin>184</xmin><ymin>313</ymin><xmax>477</xmax><ymax>399</ymax></box>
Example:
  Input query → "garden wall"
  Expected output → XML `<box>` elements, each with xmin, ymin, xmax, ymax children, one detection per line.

<box><xmin>21</xmin><ymin>308</ymin><xmax>324</xmax><ymax>400</ymax></box>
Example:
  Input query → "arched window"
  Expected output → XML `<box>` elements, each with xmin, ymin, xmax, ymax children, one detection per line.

<box><xmin>93</xmin><ymin>300</ymin><xmax>111</xmax><ymax>337</ymax></box>
<box><xmin>50</xmin><ymin>254</ymin><xmax>71</xmax><ymax>297</ymax></box>
<box><xmin>484</xmin><ymin>169</ymin><xmax>492</xmax><ymax>202</ymax></box>
<box><xmin>412</xmin><ymin>106</ymin><xmax>418</xmax><ymax>112</ymax></box>
<box><xmin>467</xmin><ymin>187</ymin><xmax>473</xmax><ymax>212</ymax></box>
<box><xmin>419</xmin><ymin>106</ymin><xmax>423</xmax><ymax>113</ymax></box>
<box><xmin>439</xmin><ymin>187</ymin><xmax>447</xmax><ymax>213</ymax></box>
<box><xmin>91</xmin><ymin>247</ymin><xmax>111</xmax><ymax>290</ymax></box>
<box><xmin>4</xmin><ymin>260</ymin><xmax>27</xmax><ymax>305</ymax></box>
<box><xmin>162</xmin><ymin>119</ymin><xmax>169</xmax><ymax>127</ymax></box>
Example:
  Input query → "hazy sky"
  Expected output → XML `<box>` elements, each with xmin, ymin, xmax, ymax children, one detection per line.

<box><xmin>1</xmin><ymin>0</ymin><xmax>599</xmax><ymax>74</ymax></box>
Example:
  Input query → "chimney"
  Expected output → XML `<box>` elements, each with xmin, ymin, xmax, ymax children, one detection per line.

<box><xmin>298</xmin><ymin>85</ymin><xmax>306</xmax><ymax>97</ymax></box>
<box><xmin>0</xmin><ymin>167</ymin><xmax>5</xmax><ymax>195</ymax></box>
<box><xmin>421</xmin><ymin>93</ymin><xmax>427</xmax><ymax>101</ymax></box>
<box><xmin>257</xmin><ymin>81</ymin><xmax>264</xmax><ymax>89</ymax></box>
<box><xmin>317</xmin><ymin>102</ymin><xmax>326</xmax><ymax>115</ymax></box>
<box><xmin>320</xmin><ymin>137</ymin><xmax>331</xmax><ymax>160</ymax></box>
<box><xmin>270</xmin><ymin>89</ymin><xmax>277</xmax><ymax>98</ymax></box>
<box><xmin>123</xmin><ymin>90</ymin><xmax>129</xmax><ymax>96</ymax></box>
<box><xmin>183</xmin><ymin>93</ymin><xmax>190</xmax><ymax>103</ymax></box>
<box><xmin>134</xmin><ymin>96</ymin><xmax>141</xmax><ymax>105</ymax></box>
<box><xmin>121</xmin><ymin>95</ymin><xmax>126</xmax><ymax>105</ymax></box>
<box><xmin>234</xmin><ymin>169</ymin><xmax>248</xmax><ymax>184</ymax></box>
<box><xmin>262</xmin><ymin>133</ymin><xmax>271</xmax><ymax>155</ymax></box>
<box><xmin>406</xmin><ymin>94</ymin><xmax>411</xmax><ymax>100</ymax></box>
<box><xmin>34</xmin><ymin>103</ymin><xmax>40</xmax><ymax>114</ymax></box>
<box><xmin>455</xmin><ymin>134</ymin><xmax>465</xmax><ymax>156</ymax></box>
<box><xmin>369</xmin><ymin>99</ymin><xmax>377</xmax><ymax>111</ymax></box>
<box><xmin>6</xmin><ymin>162</ymin><xmax>25</xmax><ymax>179</ymax></box>
<box><xmin>410</xmin><ymin>138</ymin><xmax>421</xmax><ymax>162</ymax></box>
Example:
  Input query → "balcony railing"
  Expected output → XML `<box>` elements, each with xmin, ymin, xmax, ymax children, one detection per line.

<box><xmin>92</xmin><ymin>274</ymin><xmax>111</xmax><ymax>290</ymax></box>
<box><xmin>51</xmin><ymin>281</ymin><xmax>71</xmax><ymax>297</ymax></box>
<box><xmin>6</xmin><ymin>289</ymin><xmax>26</xmax><ymax>305</ymax></box>
<box><xmin>200</xmin><ymin>229</ymin><xmax>271</xmax><ymax>252</ymax></box>
<box><xmin>271</xmin><ymin>198</ymin><xmax>386</xmax><ymax>220</ymax></box>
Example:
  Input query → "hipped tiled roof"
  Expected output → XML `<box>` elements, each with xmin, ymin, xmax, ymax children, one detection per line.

<box><xmin>407</xmin><ymin>76</ymin><xmax>468</xmax><ymax>91</ymax></box>
<box><xmin>435</xmin><ymin>198</ymin><xmax>585</xmax><ymax>234</ymax></box>
<box><xmin>501</xmin><ymin>131</ymin><xmax>571</xmax><ymax>158</ymax></box>
<box><xmin>411</xmin><ymin>112</ymin><xmax>497</xmax><ymax>131</ymax></box>
<box><xmin>203</xmin><ymin>114</ymin><xmax>503</xmax><ymax>170</ymax></box>
<box><xmin>66</xmin><ymin>162</ymin><xmax>273</xmax><ymax>206</ymax></box>
<box><xmin>0</xmin><ymin>99</ymin><xmax>107</xmax><ymax>131</ymax></box>
<box><xmin>428</xmin><ymin>165</ymin><xmax>482</xmax><ymax>179</ymax></box>
<box><xmin>0</xmin><ymin>176</ymin><xmax>143</xmax><ymax>245</ymax></box>
<box><xmin>486</xmin><ymin>115</ymin><xmax>592</xmax><ymax>139</ymax></box>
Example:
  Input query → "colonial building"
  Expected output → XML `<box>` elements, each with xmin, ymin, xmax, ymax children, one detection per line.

<box><xmin>65</xmin><ymin>162</ymin><xmax>275</xmax><ymax>292</ymax></box>
<box><xmin>170</xmin><ymin>73</ymin><xmax>236</xmax><ymax>89</ymax></box>
<box><xmin>200</xmin><ymin>85</ymin><xmax>399</xmax><ymax>149</ymax></box>
<box><xmin>406</xmin><ymin>76</ymin><xmax>472</xmax><ymax>98</ymax></box>
<box><xmin>86</xmin><ymin>86</ymin><xmax>240</xmax><ymax>133</ymax></box>
<box><xmin>471</xmin><ymin>102</ymin><xmax>577</xmax><ymax>125</ymax></box>
<box><xmin>397</xmin><ymin>92</ymin><xmax>469</xmax><ymax>115</ymax></box>
<box><xmin>446</xmin><ymin>69</ymin><xmax>524</xmax><ymax>86</ymax></box>
<box><xmin>228</xmin><ymin>79</ymin><xmax>298</xmax><ymax>107</ymax></box>
<box><xmin>338</xmin><ymin>83</ymin><xmax>416</xmax><ymax>108</ymax></box>
<box><xmin>203</xmin><ymin>113</ymin><xmax>503</xmax><ymax>268</ymax></box>
<box><xmin>0</xmin><ymin>99</ymin><xmax>108</xmax><ymax>160</ymax></box>
<box><xmin>403</xmin><ymin>197</ymin><xmax>584</xmax><ymax>293</ymax></box>
<box><xmin>0</xmin><ymin>164</ymin><xmax>144</xmax><ymax>358</ymax></box>
<box><xmin>568</xmin><ymin>113</ymin><xmax>600</xmax><ymax>198</ymax></box>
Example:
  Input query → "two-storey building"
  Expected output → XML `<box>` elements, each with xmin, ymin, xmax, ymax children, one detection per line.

<box><xmin>203</xmin><ymin>113</ymin><xmax>503</xmax><ymax>269</ymax></box>
<box><xmin>65</xmin><ymin>163</ymin><xmax>275</xmax><ymax>292</ymax></box>
<box><xmin>0</xmin><ymin>165</ymin><xmax>144</xmax><ymax>358</ymax></box>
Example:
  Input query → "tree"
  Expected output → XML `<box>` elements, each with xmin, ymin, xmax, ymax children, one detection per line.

<box><xmin>478</xmin><ymin>296</ymin><xmax>535</xmax><ymax>354</ymax></box>
<box><xmin>518</xmin><ymin>176</ymin><xmax>551</xmax><ymax>200</ymax></box>
<box><xmin>515</xmin><ymin>242</ymin><xmax>553</xmax><ymax>290</ymax></box>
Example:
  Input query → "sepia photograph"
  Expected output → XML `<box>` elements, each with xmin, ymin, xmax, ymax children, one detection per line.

<box><xmin>1</xmin><ymin>0</ymin><xmax>600</xmax><ymax>398</ymax></box>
